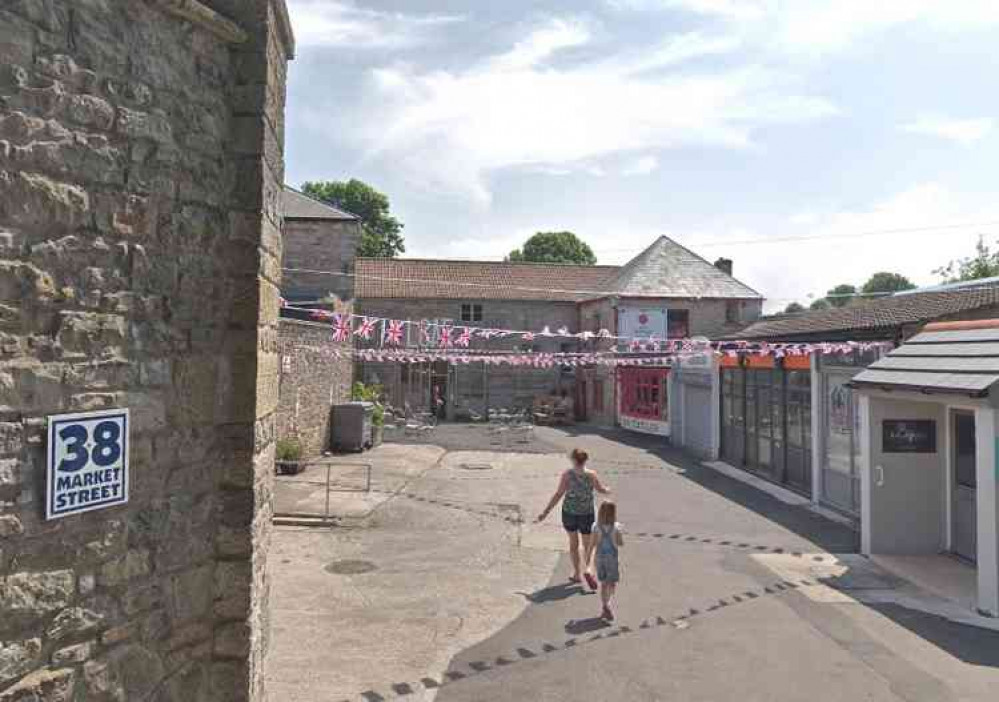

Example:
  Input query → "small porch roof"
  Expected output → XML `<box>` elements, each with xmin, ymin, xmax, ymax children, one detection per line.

<box><xmin>852</xmin><ymin>321</ymin><xmax>999</xmax><ymax>396</ymax></box>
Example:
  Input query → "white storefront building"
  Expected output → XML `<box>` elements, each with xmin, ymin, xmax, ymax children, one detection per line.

<box><xmin>851</xmin><ymin>321</ymin><xmax>999</xmax><ymax>617</ymax></box>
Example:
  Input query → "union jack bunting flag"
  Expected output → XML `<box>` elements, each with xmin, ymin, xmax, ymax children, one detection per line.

<box><xmin>438</xmin><ymin>325</ymin><xmax>452</xmax><ymax>349</ymax></box>
<box><xmin>419</xmin><ymin>320</ymin><xmax>429</xmax><ymax>344</ymax></box>
<box><xmin>356</xmin><ymin>316</ymin><xmax>377</xmax><ymax>340</ymax></box>
<box><xmin>522</xmin><ymin>332</ymin><xmax>535</xmax><ymax>341</ymax></box>
<box><xmin>384</xmin><ymin>319</ymin><xmax>404</xmax><ymax>345</ymax></box>
<box><xmin>630</xmin><ymin>339</ymin><xmax>643</xmax><ymax>351</ymax></box>
<box><xmin>455</xmin><ymin>327</ymin><xmax>471</xmax><ymax>347</ymax></box>
<box><xmin>332</xmin><ymin>313</ymin><xmax>353</xmax><ymax>342</ymax></box>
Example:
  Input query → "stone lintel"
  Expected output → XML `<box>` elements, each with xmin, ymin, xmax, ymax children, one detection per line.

<box><xmin>153</xmin><ymin>0</ymin><xmax>250</xmax><ymax>45</ymax></box>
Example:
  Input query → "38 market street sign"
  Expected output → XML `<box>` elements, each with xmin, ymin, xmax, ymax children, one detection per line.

<box><xmin>46</xmin><ymin>408</ymin><xmax>129</xmax><ymax>520</ymax></box>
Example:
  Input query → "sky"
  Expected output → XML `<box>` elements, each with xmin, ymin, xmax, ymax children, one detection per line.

<box><xmin>283</xmin><ymin>0</ymin><xmax>999</xmax><ymax>312</ymax></box>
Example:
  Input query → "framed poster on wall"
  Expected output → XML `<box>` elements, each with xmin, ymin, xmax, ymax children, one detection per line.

<box><xmin>882</xmin><ymin>419</ymin><xmax>936</xmax><ymax>453</ymax></box>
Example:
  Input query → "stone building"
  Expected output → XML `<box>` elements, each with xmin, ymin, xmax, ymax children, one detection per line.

<box><xmin>0</xmin><ymin>2</ymin><xmax>292</xmax><ymax>700</ymax></box>
<box><xmin>354</xmin><ymin>236</ymin><xmax>762</xmax><ymax>425</ymax></box>
<box><xmin>280</xmin><ymin>186</ymin><xmax>360</xmax><ymax>304</ymax></box>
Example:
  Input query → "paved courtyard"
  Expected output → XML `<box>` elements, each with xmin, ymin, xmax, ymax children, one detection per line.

<box><xmin>266</xmin><ymin>426</ymin><xmax>999</xmax><ymax>701</ymax></box>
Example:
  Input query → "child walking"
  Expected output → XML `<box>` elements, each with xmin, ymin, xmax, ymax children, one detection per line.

<box><xmin>593</xmin><ymin>501</ymin><xmax>623</xmax><ymax>621</ymax></box>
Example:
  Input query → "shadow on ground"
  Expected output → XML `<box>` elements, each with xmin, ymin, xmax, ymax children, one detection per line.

<box><xmin>868</xmin><ymin>603</ymin><xmax>999</xmax><ymax>668</ymax></box>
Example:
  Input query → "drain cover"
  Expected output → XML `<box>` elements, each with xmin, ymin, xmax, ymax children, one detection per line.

<box><xmin>460</xmin><ymin>463</ymin><xmax>493</xmax><ymax>470</ymax></box>
<box><xmin>324</xmin><ymin>560</ymin><xmax>377</xmax><ymax>575</ymax></box>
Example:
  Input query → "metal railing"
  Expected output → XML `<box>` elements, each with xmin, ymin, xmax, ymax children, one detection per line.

<box><xmin>323</xmin><ymin>461</ymin><xmax>373</xmax><ymax>524</ymax></box>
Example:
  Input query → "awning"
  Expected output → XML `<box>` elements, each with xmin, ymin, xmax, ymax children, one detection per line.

<box><xmin>850</xmin><ymin>325</ymin><xmax>999</xmax><ymax>396</ymax></box>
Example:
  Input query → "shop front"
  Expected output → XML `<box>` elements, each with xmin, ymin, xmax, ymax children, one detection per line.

<box><xmin>720</xmin><ymin>354</ymin><xmax>812</xmax><ymax>495</ymax></box>
<box><xmin>617</xmin><ymin>366</ymin><xmax>671</xmax><ymax>436</ymax></box>
<box><xmin>852</xmin><ymin>321</ymin><xmax>999</xmax><ymax>618</ymax></box>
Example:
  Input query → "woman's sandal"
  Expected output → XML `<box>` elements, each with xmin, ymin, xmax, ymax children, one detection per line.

<box><xmin>584</xmin><ymin>573</ymin><xmax>598</xmax><ymax>590</ymax></box>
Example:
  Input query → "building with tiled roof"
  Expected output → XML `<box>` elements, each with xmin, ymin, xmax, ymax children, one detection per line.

<box><xmin>729</xmin><ymin>285</ymin><xmax>999</xmax><ymax>343</ymax></box>
<box><xmin>350</xmin><ymin>235</ymin><xmax>761</xmax><ymax>426</ymax></box>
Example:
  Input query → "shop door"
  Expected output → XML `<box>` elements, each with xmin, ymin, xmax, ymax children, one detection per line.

<box><xmin>952</xmin><ymin>411</ymin><xmax>977</xmax><ymax>563</ymax></box>
<box><xmin>683</xmin><ymin>383</ymin><xmax>712</xmax><ymax>458</ymax></box>
<box><xmin>720</xmin><ymin>369</ymin><xmax>745</xmax><ymax>465</ymax></box>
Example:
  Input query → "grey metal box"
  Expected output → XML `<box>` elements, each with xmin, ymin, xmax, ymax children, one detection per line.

<box><xmin>331</xmin><ymin>402</ymin><xmax>373</xmax><ymax>452</ymax></box>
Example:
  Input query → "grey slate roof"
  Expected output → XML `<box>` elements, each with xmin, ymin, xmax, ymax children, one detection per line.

<box><xmin>731</xmin><ymin>286</ymin><xmax>999</xmax><ymax>341</ymax></box>
<box><xmin>282</xmin><ymin>186</ymin><xmax>358</xmax><ymax>221</ymax></box>
<box><xmin>600</xmin><ymin>236</ymin><xmax>761</xmax><ymax>300</ymax></box>
<box><xmin>852</xmin><ymin>326</ymin><xmax>999</xmax><ymax>395</ymax></box>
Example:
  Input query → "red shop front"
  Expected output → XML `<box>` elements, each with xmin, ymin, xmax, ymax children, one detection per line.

<box><xmin>617</xmin><ymin>366</ymin><xmax>671</xmax><ymax>436</ymax></box>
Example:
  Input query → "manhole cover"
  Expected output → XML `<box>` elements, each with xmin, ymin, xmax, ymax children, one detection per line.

<box><xmin>460</xmin><ymin>463</ymin><xmax>493</xmax><ymax>470</ymax></box>
<box><xmin>324</xmin><ymin>560</ymin><xmax>377</xmax><ymax>575</ymax></box>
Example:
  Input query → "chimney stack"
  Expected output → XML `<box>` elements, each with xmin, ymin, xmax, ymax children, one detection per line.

<box><xmin>714</xmin><ymin>257</ymin><xmax>733</xmax><ymax>276</ymax></box>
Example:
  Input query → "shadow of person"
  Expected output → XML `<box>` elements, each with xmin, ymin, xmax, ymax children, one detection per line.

<box><xmin>516</xmin><ymin>582</ymin><xmax>592</xmax><ymax>604</ymax></box>
<box><xmin>565</xmin><ymin>617</ymin><xmax>611</xmax><ymax>635</ymax></box>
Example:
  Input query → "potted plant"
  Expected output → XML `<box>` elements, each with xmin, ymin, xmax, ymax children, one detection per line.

<box><xmin>353</xmin><ymin>382</ymin><xmax>386</xmax><ymax>449</ymax></box>
<box><xmin>275</xmin><ymin>437</ymin><xmax>303</xmax><ymax>475</ymax></box>
<box><xmin>371</xmin><ymin>403</ymin><xmax>385</xmax><ymax>447</ymax></box>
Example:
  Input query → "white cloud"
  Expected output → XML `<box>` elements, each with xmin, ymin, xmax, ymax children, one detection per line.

<box><xmin>493</xmin><ymin>18</ymin><xmax>591</xmax><ymax>70</ymax></box>
<box><xmin>725</xmin><ymin>183</ymin><xmax>999</xmax><ymax>312</ymax></box>
<box><xmin>611</xmin><ymin>0</ymin><xmax>999</xmax><ymax>55</ymax></box>
<box><xmin>623</xmin><ymin>155</ymin><xmax>660</xmax><ymax>175</ymax></box>
<box><xmin>287</xmin><ymin>0</ymin><xmax>462</xmax><ymax>49</ymax></box>
<box><xmin>353</xmin><ymin>19</ymin><xmax>836</xmax><ymax>203</ymax></box>
<box><xmin>901</xmin><ymin>115</ymin><xmax>994</xmax><ymax>146</ymax></box>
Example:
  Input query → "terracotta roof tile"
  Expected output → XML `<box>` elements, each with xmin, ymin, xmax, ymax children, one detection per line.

<box><xmin>355</xmin><ymin>258</ymin><xmax>620</xmax><ymax>301</ymax></box>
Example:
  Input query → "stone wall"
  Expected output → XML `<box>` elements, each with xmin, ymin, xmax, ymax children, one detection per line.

<box><xmin>276</xmin><ymin>318</ymin><xmax>353</xmax><ymax>458</ymax></box>
<box><xmin>356</xmin><ymin>298</ymin><xmax>581</xmax><ymax>352</ymax></box>
<box><xmin>0</xmin><ymin>1</ymin><xmax>292</xmax><ymax>700</ymax></box>
<box><xmin>282</xmin><ymin>218</ymin><xmax>360</xmax><ymax>303</ymax></box>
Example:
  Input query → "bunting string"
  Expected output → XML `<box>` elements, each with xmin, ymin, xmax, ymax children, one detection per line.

<box><xmin>281</xmin><ymin>303</ymin><xmax>892</xmax><ymax>360</ymax></box>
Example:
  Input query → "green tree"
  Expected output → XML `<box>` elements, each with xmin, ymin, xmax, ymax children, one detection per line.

<box><xmin>861</xmin><ymin>271</ymin><xmax>916</xmax><ymax>295</ymax></box>
<box><xmin>784</xmin><ymin>302</ymin><xmax>805</xmax><ymax>313</ymax></box>
<box><xmin>934</xmin><ymin>236</ymin><xmax>999</xmax><ymax>283</ymax></box>
<box><xmin>826</xmin><ymin>283</ymin><xmax>857</xmax><ymax>308</ymax></box>
<box><xmin>508</xmin><ymin>231</ymin><xmax>597</xmax><ymax>265</ymax></box>
<box><xmin>809</xmin><ymin>298</ymin><xmax>831</xmax><ymax>311</ymax></box>
<box><xmin>302</xmin><ymin>179</ymin><xmax>405</xmax><ymax>258</ymax></box>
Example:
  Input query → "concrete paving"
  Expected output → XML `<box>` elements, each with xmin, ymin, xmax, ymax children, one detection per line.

<box><xmin>265</xmin><ymin>425</ymin><xmax>999</xmax><ymax>701</ymax></box>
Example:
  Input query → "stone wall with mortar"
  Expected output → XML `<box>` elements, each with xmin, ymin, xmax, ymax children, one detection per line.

<box><xmin>0</xmin><ymin>1</ymin><xmax>292</xmax><ymax>700</ymax></box>
<box><xmin>276</xmin><ymin>319</ymin><xmax>353</xmax><ymax>458</ymax></box>
<box><xmin>281</xmin><ymin>218</ymin><xmax>361</xmax><ymax>303</ymax></box>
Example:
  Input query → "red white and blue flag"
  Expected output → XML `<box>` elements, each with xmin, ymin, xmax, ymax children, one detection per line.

<box><xmin>384</xmin><ymin>319</ymin><xmax>404</xmax><ymax>345</ymax></box>
<box><xmin>438</xmin><ymin>325</ymin><xmax>452</xmax><ymax>349</ymax></box>
<box><xmin>455</xmin><ymin>327</ymin><xmax>471</xmax><ymax>347</ymax></box>
<box><xmin>356</xmin><ymin>316</ymin><xmax>377</xmax><ymax>340</ymax></box>
<box><xmin>332</xmin><ymin>313</ymin><xmax>353</xmax><ymax>342</ymax></box>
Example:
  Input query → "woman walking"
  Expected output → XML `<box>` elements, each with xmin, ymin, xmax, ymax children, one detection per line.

<box><xmin>537</xmin><ymin>448</ymin><xmax>611</xmax><ymax>589</ymax></box>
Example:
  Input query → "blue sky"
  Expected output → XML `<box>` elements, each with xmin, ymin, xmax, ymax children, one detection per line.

<box><xmin>284</xmin><ymin>1</ymin><xmax>999</xmax><ymax>312</ymax></box>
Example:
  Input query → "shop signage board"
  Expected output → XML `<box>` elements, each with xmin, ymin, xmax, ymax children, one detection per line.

<box><xmin>47</xmin><ymin>409</ymin><xmax>129</xmax><ymax>519</ymax></box>
<box><xmin>618</xmin><ymin>306</ymin><xmax>668</xmax><ymax>341</ymax></box>
<box><xmin>619</xmin><ymin>415</ymin><xmax>671</xmax><ymax>436</ymax></box>
<box><xmin>882</xmin><ymin>419</ymin><xmax>936</xmax><ymax>453</ymax></box>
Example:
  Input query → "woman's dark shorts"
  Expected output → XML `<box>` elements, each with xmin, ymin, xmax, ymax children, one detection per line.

<box><xmin>562</xmin><ymin>511</ymin><xmax>595</xmax><ymax>534</ymax></box>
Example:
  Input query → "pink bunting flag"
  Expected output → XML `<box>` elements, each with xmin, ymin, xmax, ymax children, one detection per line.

<box><xmin>332</xmin><ymin>313</ymin><xmax>353</xmax><ymax>342</ymax></box>
<box><xmin>384</xmin><ymin>319</ymin><xmax>404</xmax><ymax>345</ymax></box>
<box><xmin>356</xmin><ymin>316</ymin><xmax>377</xmax><ymax>340</ymax></box>
<box><xmin>438</xmin><ymin>325</ymin><xmax>452</xmax><ymax>349</ymax></box>
<box><xmin>455</xmin><ymin>327</ymin><xmax>471</xmax><ymax>347</ymax></box>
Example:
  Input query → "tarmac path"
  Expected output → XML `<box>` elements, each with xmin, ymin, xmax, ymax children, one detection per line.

<box><xmin>267</xmin><ymin>426</ymin><xmax>999</xmax><ymax>702</ymax></box>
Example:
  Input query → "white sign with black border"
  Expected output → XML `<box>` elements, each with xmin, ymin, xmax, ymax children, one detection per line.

<box><xmin>47</xmin><ymin>408</ymin><xmax>129</xmax><ymax>520</ymax></box>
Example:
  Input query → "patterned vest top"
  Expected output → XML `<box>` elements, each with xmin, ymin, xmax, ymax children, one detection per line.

<box><xmin>562</xmin><ymin>469</ymin><xmax>594</xmax><ymax>515</ymax></box>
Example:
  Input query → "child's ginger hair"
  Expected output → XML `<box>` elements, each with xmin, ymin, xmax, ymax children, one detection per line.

<box><xmin>598</xmin><ymin>500</ymin><xmax>617</xmax><ymax>526</ymax></box>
